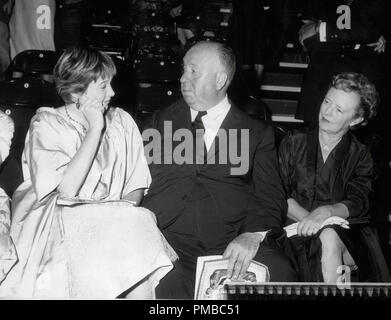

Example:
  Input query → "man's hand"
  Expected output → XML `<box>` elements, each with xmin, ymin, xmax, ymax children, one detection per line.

<box><xmin>223</xmin><ymin>232</ymin><xmax>263</xmax><ymax>280</ymax></box>
<box><xmin>299</xmin><ymin>21</ymin><xmax>320</xmax><ymax>46</ymax></box>
<box><xmin>297</xmin><ymin>205</ymin><xmax>332</xmax><ymax>237</ymax></box>
<box><xmin>169</xmin><ymin>4</ymin><xmax>182</xmax><ymax>17</ymax></box>
<box><xmin>368</xmin><ymin>35</ymin><xmax>386</xmax><ymax>53</ymax></box>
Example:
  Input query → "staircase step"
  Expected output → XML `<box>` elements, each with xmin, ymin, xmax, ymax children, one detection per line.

<box><xmin>261</xmin><ymin>72</ymin><xmax>303</xmax><ymax>93</ymax></box>
<box><xmin>261</xmin><ymin>98</ymin><xmax>298</xmax><ymax>115</ymax></box>
<box><xmin>261</xmin><ymin>85</ymin><xmax>301</xmax><ymax>93</ymax></box>
<box><xmin>279</xmin><ymin>61</ymin><xmax>308</xmax><ymax>69</ymax></box>
<box><xmin>262</xmin><ymin>98</ymin><xmax>302</xmax><ymax>123</ymax></box>
<box><xmin>280</xmin><ymin>52</ymin><xmax>308</xmax><ymax>64</ymax></box>
<box><xmin>271</xmin><ymin>115</ymin><xmax>303</xmax><ymax>123</ymax></box>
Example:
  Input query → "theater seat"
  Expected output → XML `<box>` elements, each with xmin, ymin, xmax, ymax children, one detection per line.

<box><xmin>240</xmin><ymin>96</ymin><xmax>270</xmax><ymax>122</ymax></box>
<box><xmin>0</xmin><ymin>77</ymin><xmax>64</xmax><ymax>197</ymax></box>
<box><xmin>11</xmin><ymin>50</ymin><xmax>61</xmax><ymax>82</ymax></box>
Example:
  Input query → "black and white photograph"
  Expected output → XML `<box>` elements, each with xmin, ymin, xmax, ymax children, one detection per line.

<box><xmin>0</xmin><ymin>0</ymin><xmax>390</xmax><ymax>309</ymax></box>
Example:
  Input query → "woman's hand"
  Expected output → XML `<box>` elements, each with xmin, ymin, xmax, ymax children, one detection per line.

<box><xmin>78</xmin><ymin>95</ymin><xmax>105</xmax><ymax>131</ymax></box>
<box><xmin>169</xmin><ymin>4</ymin><xmax>182</xmax><ymax>17</ymax></box>
<box><xmin>297</xmin><ymin>205</ymin><xmax>332</xmax><ymax>237</ymax></box>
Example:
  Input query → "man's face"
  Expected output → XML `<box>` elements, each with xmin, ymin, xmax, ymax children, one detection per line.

<box><xmin>318</xmin><ymin>87</ymin><xmax>362</xmax><ymax>134</ymax></box>
<box><xmin>180</xmin><ymin>46</ymin><xmax>220</xmax><ymax>111</ymax></box>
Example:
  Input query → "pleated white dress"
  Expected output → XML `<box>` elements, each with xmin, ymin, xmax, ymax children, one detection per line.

<box><xmin>0</xmin><ymin>107</ymin><xmax>177</xmax><ymax>298</ymax></box>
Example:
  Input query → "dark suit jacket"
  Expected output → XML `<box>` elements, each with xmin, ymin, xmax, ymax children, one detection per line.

<box><xmin>142</xmin><ymin>98</ymin><xmax>287</xmax><ymax>248</ymax></box>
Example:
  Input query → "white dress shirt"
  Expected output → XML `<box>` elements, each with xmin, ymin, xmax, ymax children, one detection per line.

<box><xmin>190</xmin><ymin>95</ymin><xmax>231</xmax><ymax>152</ymax></box>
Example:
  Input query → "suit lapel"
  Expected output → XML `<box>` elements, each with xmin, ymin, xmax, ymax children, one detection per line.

<box><xmin>171</xmin><ymin>99</ymin><xmax>193</xmax><ymax>132</ymax></box>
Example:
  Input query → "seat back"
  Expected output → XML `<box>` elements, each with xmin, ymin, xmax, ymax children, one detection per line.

<box><xmin>0</xmin><ymin>77</ymin><xmax>64</xmax><ymax>196</ymax></box>
<box><xmin>240</xmin><ymin>96</ymin><xmax>271</xmax><ymax>122</ymax></box>
<box><xmin>11</xmin><ymin>50</ymin><xmax>61</xmax><ymax>81</ymax></box>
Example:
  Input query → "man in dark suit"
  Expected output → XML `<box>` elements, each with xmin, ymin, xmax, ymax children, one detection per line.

<box><xmin>295</xmin><ymin>0</ymin><xmax>386</xmax><ymax>123</ymax></box>
<box><xmin>142</xmin><ymin>41</ymin><xmax>297</xmax><ymax>299</ymax></box>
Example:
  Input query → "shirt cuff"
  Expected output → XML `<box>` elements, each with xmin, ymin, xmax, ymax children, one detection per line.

<box><xmin>255</xmin><ymin>231</ymin><xmax>269</xmax><ymax>243</ymax></box>
<box><xmin>319</xmin><ymin>22</ymin><xmax>327</xmax><ymax>42</ymax></box>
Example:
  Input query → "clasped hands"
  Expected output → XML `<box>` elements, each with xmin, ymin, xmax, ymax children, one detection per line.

<box><xmin>296</xmin><ymin>205</ymin><xmax>332</xmax><ymax>237</ymax></box>
<box><xmin>222</xmin><ymin>232</ymin><xmax>264</xmax><ymax>281</ymax></box>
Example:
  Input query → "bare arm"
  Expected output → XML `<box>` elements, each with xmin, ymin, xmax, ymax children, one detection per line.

<box><xmin>287</xmin><ymin>198</ymin><xmax>310</xmax><ymax>222</ymax></box>
<box><xmin>57</xmin><ymin>97</ymin><xmax>105</xmax><ymax>198</ymax></box>
<box><xmin>123</xmin><ymin>188</ymin><xmax>145</xmax><ymax>206</ymax></box>
<box><xmin>57</xmin><ymin>126</ymin><xmax>103</xmax><ymax>198</ymax></box>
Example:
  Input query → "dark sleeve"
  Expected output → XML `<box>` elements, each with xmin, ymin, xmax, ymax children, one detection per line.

<box><xmin>277</xmin><ymin>134</ymin><xmax>293</xmax><ymax>198</ymax></box>
<box><xmin>325</xmin><ymin>0</ymin><xmax>384</xmax><ymax>44</ymax></box>
<box><xmin>243</xmin><ymin>126</ymin><xmax>287</xmax><ymax>233</ymax></box>
<box><xmin>340</xmin><ymin>147</ymin><xmax>374</xmax><ymax>218</ymax></box>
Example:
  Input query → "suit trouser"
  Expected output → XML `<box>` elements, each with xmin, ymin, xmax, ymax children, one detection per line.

<box><xmin>156</xmin><ymin>230</ymin><xmax>298</xmax><ymax>299</ymax></box>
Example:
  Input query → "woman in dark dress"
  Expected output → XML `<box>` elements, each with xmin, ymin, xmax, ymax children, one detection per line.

<box><xmin>278</xmin><ymin>72</ymin><xmax>390</xmax><ymax>283</ymax></box>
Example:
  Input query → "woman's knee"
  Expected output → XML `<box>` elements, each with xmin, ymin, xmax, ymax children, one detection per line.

<box><xmin>319</xmin><ymin>228</ymin><xmax>344</xmax><ymax>254</ymax></box>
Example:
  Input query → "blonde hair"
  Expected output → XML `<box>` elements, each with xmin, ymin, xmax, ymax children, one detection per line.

<box><xmin>53</xmin><ymin>47</ymin><xmax>116</xmax><ymax>104</ymax></box>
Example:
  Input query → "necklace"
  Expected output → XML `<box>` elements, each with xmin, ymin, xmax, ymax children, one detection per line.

<box><xmin>65</xmin><ymin>106</ymin><xmax>88</xmax><ymax>133</ymax></box>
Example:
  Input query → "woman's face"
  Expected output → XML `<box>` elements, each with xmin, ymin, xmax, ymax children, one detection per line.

<box><xmin>318</xmin><ymin>87</ymin><xmax>363</xmax><ymax>135</ymax></box>
<box><xmin>82</xmin><ymin>76</ymin><xmax>115</xmax><ymax>111</ymax></box>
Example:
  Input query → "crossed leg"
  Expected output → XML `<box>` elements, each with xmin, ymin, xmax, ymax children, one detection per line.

<box><xmin>319</xmin><ymin>228</ymin><xmax>356</xmax><ymax>283</ymax></box>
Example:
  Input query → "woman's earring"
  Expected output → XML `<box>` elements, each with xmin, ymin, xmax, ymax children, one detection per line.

<box><xmin>76</xmin><ymin>99</ymin><xmax>80</xmax><ymax>109</ymax></box>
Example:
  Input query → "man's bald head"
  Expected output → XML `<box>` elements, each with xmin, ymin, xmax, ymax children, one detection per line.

<box><xmin>181</xmin><ymin>41</ymin><xmax>236</xmax><ymax>110</ymax></box>
<box><xmin>187</xmin><ymin>41</ymin><xmax>236</xmax><ymax>87</ymax></box>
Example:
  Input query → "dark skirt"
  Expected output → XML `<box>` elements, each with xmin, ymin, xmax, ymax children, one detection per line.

<box><xmin>286</xmin><ymin>222</ymin><xmax>391</xmax><ymax>282</ymax></box>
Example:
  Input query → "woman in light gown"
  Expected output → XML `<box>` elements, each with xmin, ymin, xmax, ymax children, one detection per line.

<box><xmin>0</xmin><ymin>47</ymin><xmax>177</xmax><ymax>298</ymax></box>
<box><xmin>0</xmin><ymin>111</ymin><xmax>17</xmax><ymax>284</ymax></box>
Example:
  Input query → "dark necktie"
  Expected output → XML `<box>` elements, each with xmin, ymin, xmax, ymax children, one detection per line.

<box><xmin>192</xmin><ymin>111</ymin><xmax>207</xmax><ymax>131</ymax></box>
<box><xmin>192</xmin><ymin>111</ymin><xmax>207</xmax><ymax>164</ymax></box>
